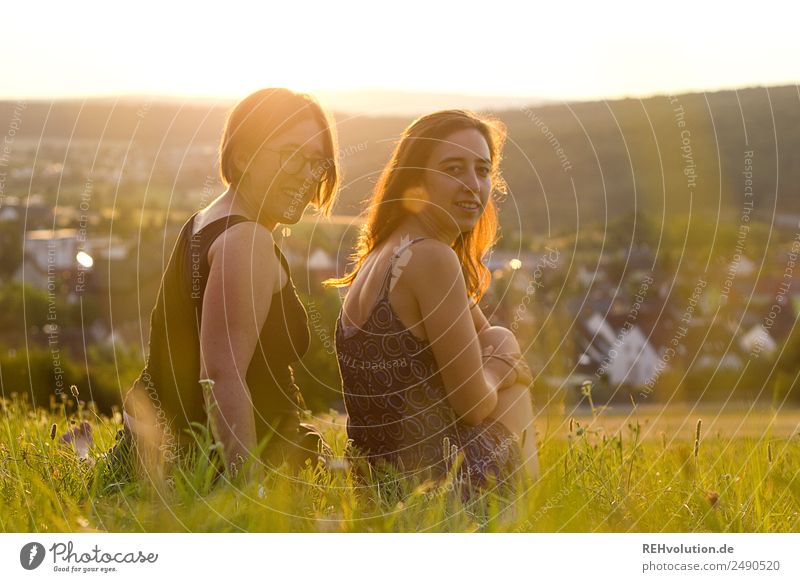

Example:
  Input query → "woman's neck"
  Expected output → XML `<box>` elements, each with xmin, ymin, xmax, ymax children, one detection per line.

<box><xmin>215</xmin><ymin>187</ymin><xmax>277</xmax><ymax>231</ymax></box>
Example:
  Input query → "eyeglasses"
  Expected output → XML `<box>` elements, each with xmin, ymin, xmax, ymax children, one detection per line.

<box><xmin>264</xmin><ymin>148</ymin><xmax>333</xmax><ymax>180</ymax></box>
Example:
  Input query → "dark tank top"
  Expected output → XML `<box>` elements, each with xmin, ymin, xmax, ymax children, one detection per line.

<box><xmin>134</xmin><ymin>212</ymin><xmax>311</xmax><ymax>448</ymax></box>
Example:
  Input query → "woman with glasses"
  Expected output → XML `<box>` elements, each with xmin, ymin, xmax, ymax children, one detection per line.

<box><xmin>328</xmin><ymin>110</ymin><xmax>538</xmax><ymax>497</ymax></box>
<box><xmin>116</xmin><ymin>89</ymin><xmax>339</xmax><ymax>479</ymax></box>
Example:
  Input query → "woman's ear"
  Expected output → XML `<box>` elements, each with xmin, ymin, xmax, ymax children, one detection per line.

<box><xmin>231</xmin><ymin>145</ymin><xmax>250</xmax><ymax>179</ymax></box>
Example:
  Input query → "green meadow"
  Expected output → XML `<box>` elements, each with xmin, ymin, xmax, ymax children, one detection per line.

<box><xmin>2</xmin><ymin>390</ymin><xmax>798</xmax><ymax>533</ymax></box>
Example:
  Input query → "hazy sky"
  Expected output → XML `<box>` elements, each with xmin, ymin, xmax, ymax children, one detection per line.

<box><xmin>5</xmin><ymin>0</ymin><xmax>797</xmax><ymax>102</ymax></box>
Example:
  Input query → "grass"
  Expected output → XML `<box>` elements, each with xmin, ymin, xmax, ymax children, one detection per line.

<box><xmin>1</xmin><ymin>390</ymin><xmax>799</xmax><ymax>533</ymax></box>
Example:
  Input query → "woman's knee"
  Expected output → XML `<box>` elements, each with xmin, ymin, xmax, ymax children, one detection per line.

<box><xmin>478</xmin><ymin>325</ymin><xmax>521</xmax><ymax>354</ymax></box>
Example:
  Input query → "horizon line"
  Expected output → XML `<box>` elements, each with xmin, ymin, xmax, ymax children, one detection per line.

<box><xmin>0</xmin><ymin>81</ymin><xmax>797</xmax><ymax>108</ymax></box>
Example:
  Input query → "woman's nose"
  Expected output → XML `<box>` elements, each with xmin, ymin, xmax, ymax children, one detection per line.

<box><xmin>461</xmin><ymin>170</ymin><xmax>481</xmax><ymax>193</ymax></box>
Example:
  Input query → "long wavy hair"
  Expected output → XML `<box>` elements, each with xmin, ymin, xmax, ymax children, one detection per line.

<box><xmin>326</xmin><ymin>109</ymin><xmax>507</xmax><ymax>299</ymax></box>
<box><xmin>219</xmin><ymin>88</ymin><xmax>340</xmax><ymax>215</ymax></box>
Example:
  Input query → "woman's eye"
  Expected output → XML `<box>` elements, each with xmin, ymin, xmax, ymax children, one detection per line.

<box><xmin>476</xmin><ymin>166</ymin><xmax>491</xmax><ymax>177</ymax></box>
<box><xmin>445</xmin><ymin>165</ymin><xmax>462</xmax><ymax>174</ymax></box>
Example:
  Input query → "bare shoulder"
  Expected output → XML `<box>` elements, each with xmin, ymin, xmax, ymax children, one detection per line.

<box><xmin>404</xmin><ymin>239</ymin><xmax>459</xmax><ymax>270</ymax></box>
<box><xmin>207</xmin><ymin>221</ymin><xmax>276</xmax><ymax>264</ymax></box>
<box><xmin>402</xmin><ymin>239</ymin><xmax>464</xmax><ymax>293</ymax></box>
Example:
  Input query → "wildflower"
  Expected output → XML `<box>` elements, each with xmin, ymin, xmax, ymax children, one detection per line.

<box><xmin>707</xmin><ymin>491</ymin><xmax>719</xmax><ymax>507</ymax></box>
<box><xmin>50</xmin><ymin>423</ymin><xmax>57</xmax><ymax>440</ymax></box>
<box><xmin>70</xmin><ymin>385</ymin><xmax>79</xmax><ymax>398</ymax></box>
<box><xmin>693</xmin><ymin>419</ymin><xmax>702</xmax><ymax>459</ymax></box>
<box><xmin>580</xmin><ymin>380</ymin><xmax>592</xmax><ymax>397</ymax></box>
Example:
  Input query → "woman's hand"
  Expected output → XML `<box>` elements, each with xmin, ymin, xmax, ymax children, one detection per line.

<box><xmin>481</xmin><ymin>346</ymin><xmax>532</xmax><ymax>390</ymax></box>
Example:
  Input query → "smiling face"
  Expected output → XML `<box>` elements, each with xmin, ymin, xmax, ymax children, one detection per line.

<box><xmin>417</xmin><ymin>128</ymin><xmax>493</xmax><ymax>237</ymax></box>
<box><xmin>233</xmin><ymin>117</ymin><xmax>328</xmax><ymax>227</ymax></box>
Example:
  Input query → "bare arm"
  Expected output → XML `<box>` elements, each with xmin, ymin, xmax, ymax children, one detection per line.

<box><xmin>198</xmin><ymin>222</ymin><xmax>277</xmax><ymax>472</ymax></box>
<box><xmin>469</xmin><ymin>299</ymin><xmax>491</xmax><ymax>334</ymax></box>
<box><xmin>405</xmin><ymin>241</ymin><xmax>500</xmax><ymax>425</ymax></box>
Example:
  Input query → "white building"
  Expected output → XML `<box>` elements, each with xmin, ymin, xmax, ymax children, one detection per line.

<box><xmin>23</xmin><ymin>228</ymin><xmax>79</xmax><ymax>271</ymax></box>
<box><xmin>582</xmin><ymin>313</ymin><xmax>660</xmax><ymax>386</ymax></box>
<box><xmin>739</xmin><ymin>324</ymin><xmax>777</xmax><ymax>356</ymax></box>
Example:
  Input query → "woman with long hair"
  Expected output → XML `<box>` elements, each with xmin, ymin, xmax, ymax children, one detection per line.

<box><xmin>116</xmin><ymin>88</ymin><xmax>340</xmax><ymax>479</ymax></box>
<box><xmin>329</xmin><ymin>110</ymin><xmax>538</xmax><ymax>493</ymax></box>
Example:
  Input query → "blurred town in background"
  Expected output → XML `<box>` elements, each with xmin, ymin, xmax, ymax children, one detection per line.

<box><xmin>1</xmin><ymin>86</ymin><xmax>798</xmax><ymax>414</ymax></box>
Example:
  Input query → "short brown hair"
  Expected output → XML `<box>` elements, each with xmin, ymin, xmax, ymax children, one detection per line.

<box><xmin>219</xmin><ymin>88</ymin><xmax>340</xmax><ymax>215</ymax></box>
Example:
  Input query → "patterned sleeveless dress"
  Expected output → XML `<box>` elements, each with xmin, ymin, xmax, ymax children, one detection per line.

<box><xmin>335</xmin><ymin>237</ymin><xmax>521</xmax><ymax>492</ymax></box>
